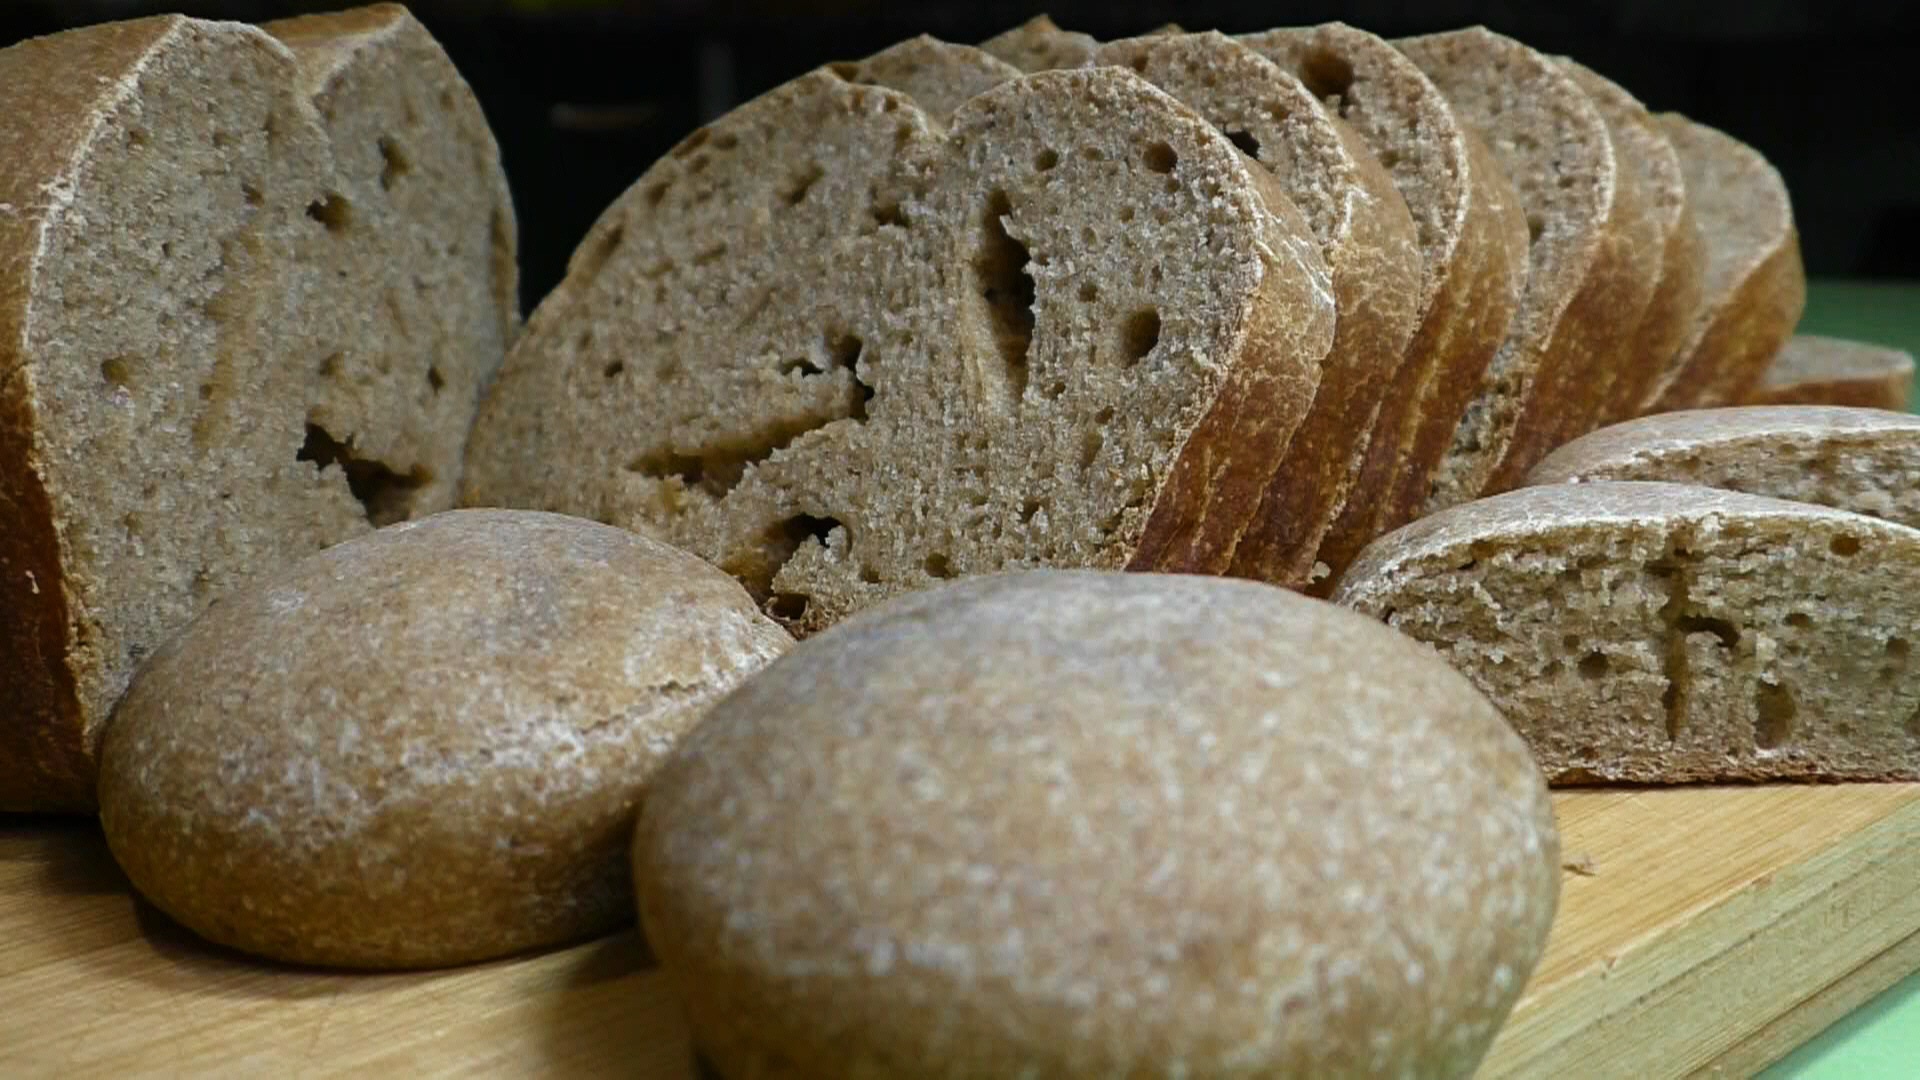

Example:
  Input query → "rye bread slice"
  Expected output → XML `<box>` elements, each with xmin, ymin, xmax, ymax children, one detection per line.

<box><xmin>1337</xmin><ymin>480</ymin><xmax>1920</xmax><ymax>784</ymax></box>
<box><xmin>833</xmin><ymin>34</ymin><xmax>1021</xmax><ymax>122</ymax></box>
<box><xmin>1529</xmin><ymin>405</ymin><xmax>1920</xmax><ymax>530</ymax></box>
<box><xmin>1092</xmin><ymin>31</ymin><xmax>1421</xmax><ymax>588</ymax></box>
<box><xmin>461</xmin><ymin>66</ymin><xmax>1335</xmax><ymax>634</ymax></box>
<box><xmin>980</xmin><ymin>14</ymin><xmax>1097</xmax><ymax>73</ymax></box>
<box><xmin>1399</xmin><ymin>27</ymin><xmax>1661</xmax><ymax>508</ymax></box>
<box><xmin>0</xmin><ymin>7</ymin><xmax>515</xmax><ymax>812</ymax></box>
<box><xmin>1241</xmin><ymin>22</ymin><xmax>1529</xmax><ymax>583</ymax></box>
<box><xmin>1748</xmin><ymin>335</ymin><xmax>1914</xmax><ymax>412</ymax></box>
<box><xmin>1649</xmin><ymin>114</ymin><xmax>1806</xmax><ymax>411</ymax></box>
<box><xmin>1558</xmin><ymin>59</ymin><xmax>1704</xmax><ymax>426</ymax></box>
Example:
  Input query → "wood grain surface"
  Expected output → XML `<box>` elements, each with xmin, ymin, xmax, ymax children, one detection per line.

<box><xmin>5</xmin><ymin>784</ymin><xmax>1919</xmax><ymax>1077</ymax></box>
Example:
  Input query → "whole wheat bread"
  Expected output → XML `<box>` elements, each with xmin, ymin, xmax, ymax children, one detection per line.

<box><xmin>0</xmin><ymin>6</ymin><xmax>516</xmax><ymax>812</ymax></box>
<box><xmin>1647</xmin><ymin>114</ymin><xmax>1805</xmax><ymax>411</ymax></box>
<box><xmin>833</xmin><ymin>34</ymin><xmax>1021</xmax><ymax>122</ymax></box>
<box><xmin>979</xmin><ymin>14</ymin><xmax>1098</xmax><ymax>73</ymax></box>
<box><xmin>1241</xmin><ymin>22</ymin><xmax>1529</xmax><ymax>582</ymax></box>
<box><xmin>1399</xmin><ymin>28</ymin><xmax>1661</xmax><ymax>508</ymax></box>
<box><xmin>462</xmin><ymin>66</ymin><xmax>1335</xmax><ymax>634</ymax></box>
<box><xmin>1091</xmin><ymin>31</ymin><xmax>1421</xmax><ymax>588</ymax></box>
<box><xmin>1558</xmin><ymin>59</ymin><xmax>1704</xmax><ymax>426</ymax></box>
<box><xmin>1747</xmin><ymin>334</ymin><xmax>1913</xmax><ymax>413</ymax></box>
<box><xmin>1529</xmin><ymin>405</ymin><xmax>1920</xmax><ymax>530</ymax></box>
<box><xmin>1337</xmin><ymin>480</ymin><xmax>1920</xmax><ymax>783</ymax></box>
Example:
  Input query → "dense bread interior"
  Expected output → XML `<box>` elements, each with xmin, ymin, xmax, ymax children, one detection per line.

<box><xmin>463</xmin><ymin>67</ymin><xmax>1332</xmax><ymax>631</ymax></box>
<box><xmin>1399</xmin><ymin>29</ymin><xmax>1620</xmax><ymax>506</ymax></box>
<box><xmin>1338</xmin><ymin>483</ymin><xmax>1920</xmax><ymax>782</ymax></box>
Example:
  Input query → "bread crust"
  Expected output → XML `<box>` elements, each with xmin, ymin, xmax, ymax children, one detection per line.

<box><xmin>1748</xmin><ymin>335</ymin><xmax>1915</xmax><ymax>412</ymax></box>
<box><xmin>978</xmin><ymin>14</ymin><xmax>1097</xmax><ymax>72</ymax></box>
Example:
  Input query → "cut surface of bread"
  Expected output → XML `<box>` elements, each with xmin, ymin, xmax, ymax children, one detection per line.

<box><xmin>1241</xmin><ymin>22</ymin><xmax>1528</xmax><ymax>580</ymax></box>
<box><xmin>1337</xmin><ymin>481</ymin><xmax>1920</xmax><ymax>783</ymax></box>
<box><xmin>1748</xmin><ymin>334</ymin><xmax>1914</xmax><ymax>412</ymax></box>
<box><xmin>1092</xmin><ymin>31</ymin><xmax>1421</xmax><ymax>587</ymax></box>
<box><xmin>462</xmin><ymin>66</ymin><xmax>1335</xmax><ymax>634</ymax></box>
<box><xmin>0</xmin><ymin>6</ymin><xmax>516</xmax><ymax>812</ymax></box>
<box><xmin>1528</xmin><ymin>405</ymin><xmax>1920</xmax><ymax>529</ymax></box>
<box><xmin>1559</xmin><ymin>58</ymin><xmax>1703</xmax><ymax>426</ymax></box>
<box><xmin>979</xmin><ymin>14</ymin><xmax>1098</xmax><ymax>72</ymax></box>
<box><xmin>1400</xmin><ymin>27</ymin><xmax>1659</xmax><ymax>508</ymax></box>
<box><xmin>832</xmin><ymin>34</ymin><xmax>1021</xmax><ymax>122</ymax></box>
<box><xmin>1649</xmin><ymin>114</ymin><xmax>1805</xmax><ymax>411</ymax></box>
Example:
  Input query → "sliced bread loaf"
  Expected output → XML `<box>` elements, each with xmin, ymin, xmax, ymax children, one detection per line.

<box><xmin>1337</xmin><ymin>481</ymin><xmax>1920</xmax><ymax>783</ymax></box>
<box><xmin>1558</xmin><ymin>59</ymin><xmax>1704</xmax><ymax>426</ymax></box>
<box><xmin>1399</xmin><ymin>28</ymin><xmax>1661</xmax><ymax>508</ymax></box>
<box><xmin>1748</xmin><ymin>334</ymin><xmax>1913</xmax><ymax>412</ymax></box>
<box><xmin>833</xmin><ymin>34</ymin><xmax>1021</xmax><ymax>122</ymax></box>
<box><xmin>1648</xmin><ymin>114</ymin><xmax>1805</xmax><ymax>411</ymax></box>
<box><xmin>1091</xmin><ymin>31</ymin><xmax>1421</xmax><ymax>588</ymax></box>
<box><xmin>1528</xmin><ymin>405</ymin><xmax>1920</xmax><ymax>529</ymax></box>
<box><xmin>461</xmin><ymin>67</ymin><xmax>1335</xmax><ymax>634</ymax></box>
<box><xmin>979</xmin><ymin>14</ymin><xmax>1097</xmax><ymax>73</ymax></box>
<box><xmin>1241</xmin><ymin>22</ymin><xmax>1529</xmax><ymax>581</ymax></box>
<box><xmin>0</xmin><ymin>7</ymin><xmax>515</xmax><ymax>812</ymax></box>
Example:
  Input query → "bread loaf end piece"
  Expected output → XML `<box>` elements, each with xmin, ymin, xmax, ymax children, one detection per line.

<box><xmin>1402</xmin><ymin>28</ymin><xmax>1657</xmax><ymax>508</ymax></box>
<box><xmin>1338</xmin><ymin>480</ymin><xmax>1920</xmax><ymax>783</ymax></box>
<box><xmin>979</xmin><ymin>14</ymin><xmax>1098</xmax><ymax>72</ymax></box>
<box><xmin>1650</xmin><ymin>114</ymin><xmax>1805</xmax><ymax>411</ymax></box>
<box><xmin>1747</xmin><ymin>334</ymin><xmax>1913</xmax><ymax>412</ymax></box>
<box><xmin>834</xmin><ymin>34</ymin><xmax>1021</xmax><ymax>122</ymax></box>
<box><xmin>1528</xmin><ymin>405</ymin><xmax>1920</xmax><ymax>530</ymax></box>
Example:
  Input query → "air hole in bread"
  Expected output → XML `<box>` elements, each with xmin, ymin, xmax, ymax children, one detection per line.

<box><xmin>1118</xmin><ymin>205</ymin><xmax>1134</xmax><ymax>224</ymax></box>
<box><xmin>1526</xmin><ymin>214</ymin><xmax>1545</xmax><ymax>244</ymax></box>
<box><xmin>1786</xmin><ymin>612</ymin><xmax>1813</xmax><ymax>629</ymax></box>
<box><xmin>1035</xmin><ymin>148</ymin><xmax>1060</xmax><ymax>172</ymax></box>
<box><xmin>1678</xmin><ymin>614</ymin><xmax>1741</xmax><ymax>649</ymax></box>
<box><xmin>378</xmin><ymin>136</ymin><xmax>411</xmax><ymax>191</ymax></box>
<box><xmin>264</xmin><ymin>109</ymin><xmax>289</xmax><ymax>147</ymax></box>
<box><xmin>127</xmin><ymin>126</ymin><xmax>149</xmax><ymax>149</ymax></box>
<box><xmin>860</xmin><ymin>565</ymin><xmax>882</xmax><ymax>584</ymax></box>
<box><xmin>645</xmin><ymin>182</ymin><xmax>670</xmax><ymax>208</ymax></box>
<box><xmin>970</xmin><ymin>190</ymin><xmax>1035</xmax><ymax>405</ymax></box>
<box><xmin>100</xmin><ymin>356</ymin><xmax>133</xmax><ymax>389</ymax></box>
<box><xmin>923</xmin><ymin>553</ymin><xmax>954</xmax><ymax>579</ymax></box>
<box><xmin>1020</xmin><ymin>498</ymin><xmax>1045</xmax><ymax>523</ymax></box>
<box><xmin>1891</xmin><ymin>638</ymin><xmax>1912</xmax><ymax>659</ymax></box>
<box><xmin>1078</xmin><ymin>281</ymin><xmax>1099</xmax><ymax>303</ymax></box>
<box><xmin>767</xmin><ymin>592</ymin><xmax>811</xmax><ymax>621</ymax></box>
<box><xmin>688</xmin><ymin>154</ymin><xmax>711</xmax><ymax>175</ymax></box>
<box><xmin>826</xmin><ymin>62</ymin><xmax>860</xmax><ymax>82</ymax></box>
<box><xmin>780</xmin><ymin>163</ymin><xmax>824</xmax><ymax>207</ymax></box>
<box><xmin>1377</xmin><ymin>147</ymin><xmax>1401</xmax><ymax>169</ymax></box>
<box><xmin>1298</xmin><ymin>48</ymin><xmax>1355</xmax><ymax>112</ymax></box>
<box><xmin>318</xmin><ymin>352</ymin><xmax>341</xmax><ymax>379</ymax></box>
<box><xmin>427</xmin><ymin>367</ymin><xmax>445</xmax><ymax>393</ymax></box>
<box><xmin>211</xmin><ymin>130</ymin><xmax>234</xmax><ymax>150</ymax></box>
<box><xmin>780</xmin><ymin>355</ymin><xmax>823</xmax><ymax>377</ymax></box>
<box><xmin>306</xmin><ymin>194</ymin><xmax>352</xmax><ymax>234</ymax></box>
<box><xmin>1042</xmin><ymin>379</ymin><xmax>1066</xmax><ymax>400</ymax></box>
<box><xmin>1831</xmin><ymin>535</ymin><xmax>1862</xmax><ymax>557</ymax></box>
<box><xmin>870</xmin><ymin>199</ymin><xmax>907</xmax><ymax>229</ymax></box>
<box><xmin>1578</xmin><ymin>652</ymin><xmax>1609</xmax><ymax>680</ymax></box>
<box><xmin>296</xmin><ymin>422</ymin><xmax>430</xmax><ymax>527</ymax></box>
<box><xmin>1224</xmin><ymin>130</ymin><xmax>1261</xmax><ymax>158</ymax></box>
<box><xmin>673</xmin><ymin>128</ymin><xmax>711</xmax><ymax>158</ymax></box>
<box><xmin>242</xmin><ymin>181</ymin><xmax>264</xmax><ymax>207</ymax></box>
<box><xmin>693</xmin><ymin>242</ymin><xmax>727</xmax><ymax>266</ymax></box>
<box><xmin>577</xmin><ymin>225</ymin><xmax>625</xmax><ymax>283</ymax></box>
<box><xmin>1142</xmin><ymin>142</ymin><xmax>1177</xmax><ymax>174</ymax></box>
<box><xmin>1121</xmin><ymin>309</ymin><xmax>1161</xmax><ymax>365</ymax></box>
<box><xmin>1080</xmin><ymin>146</ymin><xmax>1104</xmax><ymax>162</ymax></box>
<box><xmin>827</xmin><ymin>330</ymin><xmax>863</xmax><ymax>370</ymax></box>
<box><xmin>603</xmin><ymin>360</ymin><xmax>624</xmax><ymax>379</ymax></box>
<box><xmin>1755</xmin><ymin>682</ymin><xmax>1796</xmax><ymax>749</ymax></box>
<box><xmin>1080</xmin><ymin>428</ymin><xmax>1104</xmax><ymax>470</ymax></box>
<box><xmin>894</xmin><ymin>122</ymin><xmax>916</xmax><ymax>148</ymax></box>
<box><xmin>715</xmin><ymin>131</ymin><xmax>740</xmax><ymax>150</ymax></box>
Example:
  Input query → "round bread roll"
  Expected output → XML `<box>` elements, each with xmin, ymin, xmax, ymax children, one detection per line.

<box><xmin>99</xmin><ymin>509</ymin><xmax>790</xmax><ymax>969</ymax></box>
<box><xmin>634</xmin><ymin>571</ymin><xmax>1560</xmax><ymax>1077</ymax></box>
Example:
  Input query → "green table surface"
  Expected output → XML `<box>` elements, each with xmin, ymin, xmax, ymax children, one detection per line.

<box><xmin>1755</xmin><ymin>278</ymin><xmax>1920</xmax><ymax>1079</ymax></box>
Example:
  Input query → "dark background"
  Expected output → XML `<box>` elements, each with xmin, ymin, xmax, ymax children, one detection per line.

<box><xmin>7</xmin><ymin>1</ymin><xmax>1917</xmax><ymax>312</ymax></box>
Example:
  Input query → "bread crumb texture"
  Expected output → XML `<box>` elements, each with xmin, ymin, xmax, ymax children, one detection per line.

<box><xmin>635</xmin><ymin>570</ymin><xmax>1559</xmax><ymax>1077</ymax></box>
<box><xmin>1337</xmin><ymin>481</ymin><xmax>1920</xmax><ymax>783</ymax></box>
<box><xmin>98</xmin><ymin>510</ymin><xmax>789</xmax><ymax>969</ymax></box>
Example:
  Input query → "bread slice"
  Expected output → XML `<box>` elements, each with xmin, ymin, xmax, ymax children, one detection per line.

<box><xmin>1748</xmin><ymin>334</ymin><xmax>1913</xmax><ymax>412</ymax></box>
<box><xmin>1648</xmin><ymin>114</ymin><xmax>1805</xmax><ymax>410</ymax></box>
<box><xmin>1528</xmin><ymin>405</ymin><xmax>1920</xmax><ymax>529</ymax></box>
<box><xmin>1398</xmin><ymin>28</ymin><xmax>1661</xmax><ymax>508</ymax></box>
<box><xmin>833</xmin><ymin>34</ymin><xmax>1021</xmax><ymax>122</ymax></box>
<box><xmin>1559</xmin><ymin>59</ymin><xmax>1705</xmax><ymax>426</ymax></box>
<box><xmin>1240</xmin><ymin>22</ymin><xmax>1528</xmax><ymax>583</ymax></box>
<box><xmin>0</xmin><ymin>8</ymin><xmax>515</xmax><ymax>812</ymax></box>
<box><xmin>1336</xmin><ymin>481</ymin><xmax>1920</xmax><ymax>783</ymax></box>
<box><xmin>462</xmin><ymin>66</ymin><xmax>1335</xmax><ymax>634</ymax></box>
<box><xmin>1091</xmin><ymin>32</ymin><xmax>1420</xmax><ymax>588</ymax></box>
<box><xmin>979</xmin><ymin>14</ymin><xmax>1097</xmax><ymax>72</ymax></box>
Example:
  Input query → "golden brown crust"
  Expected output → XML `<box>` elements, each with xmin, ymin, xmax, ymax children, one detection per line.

<box><xmin>0</xmin><ymin>16</ymin><xmax>183</xmax><ymax>813</ymax></box>
<box><xmin>1659</xmin><ymin>233</ymin><xmax>1807</xmax><ymax>409</ymax></box>
<box><xmin>1747</xmin><ymin>336</ymin><xmax>1915</xmax><ymax>412</ymax></box>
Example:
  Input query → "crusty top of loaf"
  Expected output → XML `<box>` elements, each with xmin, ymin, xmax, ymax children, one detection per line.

<box><xmin>834</xmin><ymin>34</ymin><xmax>1021</xmax><ymax>122</ymax></box>
<box><xmin>1530</xmin><ymin>405</ymin><xmax>1920</xmax><ymax>485</ymax></box>
<box><xmin>979</xmin><ymin>14</ymin><xmax>1098</xmax><ymax>72</ymax></box>
<box><xmin>636</xmin><ymin>570</ymin><xmax>1558</xmax><ymax>1077</ymax></box>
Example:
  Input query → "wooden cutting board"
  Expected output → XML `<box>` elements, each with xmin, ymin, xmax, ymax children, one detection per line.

<box><xmin>5</xmin><ymin>784</ymin><xmax>1919</xmax><ymax>1078</ymax></box>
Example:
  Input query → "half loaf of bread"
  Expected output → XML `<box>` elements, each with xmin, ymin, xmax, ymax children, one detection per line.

<box><xmin>462</xmin><ymin>66</ymin><xmax>1335</xmax><ymax>634</ymax></box>
<box><xmin>1337</xmin><ymin>481</ymin><xmax>1920</xmax><ymax>783</ymax></box>
<box><xmin>0</xmin><ymin>5</ymin><xmax>517</xmax><ymax>812</ymax></box>
<box><xmin>1747</xmin><ymin>335</ymin><xmax>1913</xmax><ymax>413</ymax></box>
